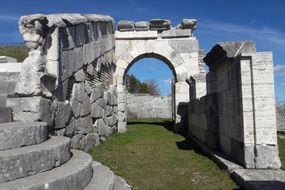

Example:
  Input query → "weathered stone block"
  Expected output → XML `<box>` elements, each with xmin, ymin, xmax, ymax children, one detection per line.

<box><xmin>76</xmin><ymin>115</ymin><xmax>93</xmax><ymax>134</ymax></box>
<box><xmin>74</xmin><ymin>69</ymin><xmax>85</xmax><ymax>82</ymax></box>
<box><xmin>81</xmin><ymin>94</ymin><xmax>91</xmax><ymax>117</ymax></box>
<box><xmin>0</xmin><ymin>107</ymin><xmax>11</xmax><ymax>123</ymax></box>
<box><xmin>118</xmin><ymin>20</ymin><xmax>135</xmax><ymax>31</ymax></box>
<box><xmin>7</xmin><ymin>97</ymin><xmax>53</xmax><ymax>124</ymax></box>
<box><xmin>54</xmin><ymin>101</ymin><xmax>72</xmax><ymax>129</ymax></box>
<box><xmin>134</xmin><ymin>21</ymin><xmax>149</xmax><ymax>31</ymax></box>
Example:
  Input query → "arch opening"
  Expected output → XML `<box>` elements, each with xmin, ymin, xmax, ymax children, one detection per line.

<box><xmin>124</xmin><ymin>56</ymin><xmax>175</xmax><ymax>120</ymax></box>
<box><xmin>123</xmin><ymin>53</ymin><xmax>177</xmax><ymax>84</ymax></box>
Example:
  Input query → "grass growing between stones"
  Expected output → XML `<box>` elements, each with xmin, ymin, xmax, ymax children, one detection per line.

<box><xmin>89</xmin><ymin>118</ymin><xmax>239</xmax><ymax>190</ymax></box>
<box><xmin>278</xmin><ymin>138</ymin><xmax>285</xmax><ymax>170</ymax></box>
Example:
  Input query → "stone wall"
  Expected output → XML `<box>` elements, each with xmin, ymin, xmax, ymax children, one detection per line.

<box><xmin>277</xmin><ymin>105</ymin><xmax>285</xmax><ymax>132</ymax></box>
<box><xmin>7</xmin><ymin>14</ymin><xmax>118</xmax><ymax>151</ymax></box>
<box><xmin>188</xmin><ymin>41</ymin><xmax>281</xmax><ymax>169</ymax></box>
<box><xmin>126</xmin><ymin>93</ymin><xmax>172</xmax><ymax>119</ymax></box>
<box><xmin>114</xmin><ymin>19</ymin><xmax>204</xmax><ymax>132</ymax></box>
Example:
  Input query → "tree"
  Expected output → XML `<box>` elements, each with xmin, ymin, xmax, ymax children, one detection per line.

<box><xmin>126</xmin><ymin>74</ymin><xmax>161</xmax><ymax>95</ymax></box>
<box><xmin>145</xmin><ymin>80</ymin><xmax>160</xmax><ymax>95</ymax></box>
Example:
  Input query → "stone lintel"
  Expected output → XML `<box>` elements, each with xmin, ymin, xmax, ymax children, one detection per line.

<box><xmin>115</xmin><ymin>31</ymin><xmax>158</xmax><ymax>40</ymax></box>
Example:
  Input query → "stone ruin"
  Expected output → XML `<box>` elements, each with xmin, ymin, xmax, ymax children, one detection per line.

<box><xmin>0</xmin><ymin>14</ymin><xmax>283</xmax><ymax>190</ymax></box>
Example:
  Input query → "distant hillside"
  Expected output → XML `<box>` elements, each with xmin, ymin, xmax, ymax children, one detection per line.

<box><xmin>0</xmin><ymin>46</ymin><xmax>28</xmax><ymax>62</ymax></box>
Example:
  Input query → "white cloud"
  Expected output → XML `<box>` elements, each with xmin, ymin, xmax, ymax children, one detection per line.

<box><xmin>199</xmin><ymin>20</ymin><xmax>285</xmax><ymax>48</ymax></box>
<box><xmin>163</xmin><ymin>79</ymin><xmax>172</xmax><ymax>85</ymax></box>
<box><xmin>0</xmin><ymin>15</ymin><xmax>19</xmax><ymax>21</ymax></box>
<box><xmin>274</xmin><ymin>64</ymin><xmax>285</xmax><ymax>76</ymax></box>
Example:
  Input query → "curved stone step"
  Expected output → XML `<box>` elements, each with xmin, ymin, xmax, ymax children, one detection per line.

<box><xmin>0</xmin><ymin>136</ymin><xmax>71</xmax><ymax>183</ymax></box>
<box><xmin>0</xmin><ymin>122</ymin><xmax>48</xmax><ymax>150</ymax></box>
<box><xmin>113</xmin><ymin>176</ymin><xmax>132</xmax><ymax>190</ymax></box>
<box><xmin>84</xmin><ymin>161</ymin><xmax>115</xmax><ymax>190</ymax></box>
<box><xmin>0</xmin><ymin>150</ymin><xmax>93</xmax><ymax>190</ymax></box>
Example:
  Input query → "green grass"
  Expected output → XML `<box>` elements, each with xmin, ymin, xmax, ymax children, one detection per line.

<box><xmin>0</xmin><ymin>46</ymin><xmax>28</xmax><ymax>62</ymax></box>
<box><xmin>278</xmin><ymin>137</ymin><xmax>285</xmax><ymax>170</ymax></box>
<box><xmin>89</xmin><ymin>118</ymin><xmax>239</xmax><ymax>190</ymax></box>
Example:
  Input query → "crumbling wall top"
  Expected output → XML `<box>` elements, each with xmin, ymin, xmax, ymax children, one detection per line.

<box><xmin>204</xmin><ymin>41</ymin><xmax>256</xmax><ymax>68</ymax></box>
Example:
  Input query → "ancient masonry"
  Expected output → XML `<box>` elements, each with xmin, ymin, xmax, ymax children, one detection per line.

<box><xmin>126</xmin><ymin>93</ymin><xmax>172</xmax><ymax>119</ymax></box>
<box><xmin>0</xmin><ymin>13</ymin><xmax>283</xmax><ymax>190</ymax></box>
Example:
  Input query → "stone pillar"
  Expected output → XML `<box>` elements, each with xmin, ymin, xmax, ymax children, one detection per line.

<box><xmin>117</xmin><ymin>84</ymin><xmax>127</xmax><ymax>133</ymax></box>
<box><xmin>174</xmin><ymin>81</ymin><xmax>190</xmax><ymax>132</ymax></box>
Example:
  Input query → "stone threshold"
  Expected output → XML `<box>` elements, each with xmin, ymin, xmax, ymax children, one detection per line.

<box><xmin>186</xmin><ymin>133</ymin><xmax>285</xmax><ymax>190</ymax></box>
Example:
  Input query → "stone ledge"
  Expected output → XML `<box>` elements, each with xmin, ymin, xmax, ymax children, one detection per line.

<box><xmin>187</xmin><ymin>134</ymin><xmax>285</xmax><ymax>190</ymax></box>
<box><xmin>0</xmin><ymin>149</ymin><xmax>93</xmax><ymax>190</ymax></box>
<box><xmin>0</xmin><ymin>136</ymin><xmax>71</xmax><ymax>183</ymax></box>
<box><xmin>0</xmin><ymin>122</ymin><xmax>48</xmax><ymax>150</ymax></box>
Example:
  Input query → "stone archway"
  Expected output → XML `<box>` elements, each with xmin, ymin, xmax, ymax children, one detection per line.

<box><xmin>114</xmin><ymin>24</ymin><xmax>205</xmax><ymax>132</ymax></box>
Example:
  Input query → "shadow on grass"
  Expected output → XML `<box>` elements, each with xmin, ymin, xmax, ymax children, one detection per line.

<box><xmin>128</xmin><ymin>119</ymin><xmax>209</xmax><ymax>158</ymax></box>
<box><xmin>127</xmin><ymin>119</ymin><xmax>175</xmax><ymax>131</ymax></box>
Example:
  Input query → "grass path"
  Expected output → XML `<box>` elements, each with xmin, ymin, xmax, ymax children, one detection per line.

<box><xmin>89</xmin><ymin>119</ymin><xmax>239</xmax><ymax>190</ymax></box>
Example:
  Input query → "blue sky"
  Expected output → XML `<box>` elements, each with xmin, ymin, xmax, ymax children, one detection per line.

<box><xmin>0</xmin><ymin>0</ymin><xmax>284</xmax><ymax>99</ymax></box>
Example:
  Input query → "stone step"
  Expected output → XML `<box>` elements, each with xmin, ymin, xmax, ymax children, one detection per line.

<box><xmin>0</xmin><ymin>94</ymin><xmax>7</xmax><ymax>107</ymax></box>
<box><xmin>0</xmin><ymin>81</ymin><xmax>16</xmax><ymax>95</ymax></box>
<box><xmin>0</xmin><ymin>122</ymin><xmax>48</xmax><ymax>150</ymax></box>
<box><xmin>84</xmin><ymin>161</ymin><xmax>115</xmax><ymax>190</ymax></box>
<box><xmin>0</xmin><ymin>150</ymin><xmax>93</xmax><ymax>190</ymax></box>
<box><xmin>0</xmin><ymin>107</ymin><xmax>12</xmax><ymax>123</ymax></box>
<box><xmin>0</xmin><ymin>136</ymin><xmax>71</xmax><ymax>183</ymax></box>
<box><xmin>113</xmin><ymin>176</ymin><xmax>132</xmax><ymax>190</ymax></box>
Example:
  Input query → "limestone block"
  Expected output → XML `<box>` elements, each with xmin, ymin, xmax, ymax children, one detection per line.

<box><xmin>75</xmin><ymin>24</ymin><xmax>88</xmax><ymax>47</ymax></box>
<box><xmin>161</xmin><ymin>29</ymin><xmax>192</xmax><ymax>38</ymax></box>
<box><xmin>74</xmin><ymin>69</ymin><xmax>85</xmax><ymax>82</ymax></box>
<box><xmin>65</xmin><ymin>116</ymin><xmax>76</xmax><ymax>137</ymax></box>
<box><xmin>129</xmin><ymin>40</ymin><xmax>146</xmax><ymax>58</ymax></box>
<box><xmin>54</xmin><ymin>101</ymin><xmax>72</xmax><ymax>129</ymax></box>
<box><xmin>76</xmin><ymin>115</ymin><xmax>93</xmax><ymax>134</ymax></box>
<box><xmin>87</xmin><ymin>63</ymin><xmax>94</xmax><ymax>75</ymax></box>
<box><xmin>118</xmin><ymin>121</ymin><xmax>127</xmax><ymax>133</ymax></box>
<box><xmin>71</xmin><ymin>133</ymin><xmax>83</xmax><ymax>149</ymax></box>
<box><xmin>85</xmin><ymin>81</ymin><xmax>92</xmax><ymax>95</ymax></box>
<box><xmin>90</xmin><ymin>86</ymin><xmax>103</xmax><ymax>103</ymax></box>
<box><xmin>118</xmin><ymin>112</ymin><xmax>126</xmax><ymax>122</ymax></box>
<box><xmin>83</xmin><ymin>41</ymin><xmax>95</xmax><ymax>65</ymax></box>
<box><xmin>105</xmin><ymin>105</ymin><xmax>113</xmax><ymax>117</ymax></box>
<box><xmin>117</xmin><ymin>84</ymin><xmax>126</xmax><ymax>93</ymax></box>
<box><xmin>149</xmin><ymin>19</ymin><xmax>171</xmax><ymax>31</ymax></box>
<box><xmin>134</xmin><ymin>21</ymin><xmax>150</xmax><ymax>31</ymax></box>
<box><xmin>118</xmin><ymin>20</ymin><xmax>135</xmax><ymax>31</ymax></box>
<box><xmin>60</xmin><ymin>50</ymin><xmax>76</xmax><ymax>81</ymax></box>
<box><xmin>7</xmin><ymin>97</ymin><xmax>53</xmax><ymax>124</ymax></box>
<box><xmin>105</xmin><ymin>115</ymin><xmax>117</xmax><ymax>127</ymax></box>
<box><xmin>118</xmin><ymin>102</ymin><xmax>126</xmax><ymax>112</ymax></box>
<box><xmin>93</xmin><ymin>118</ymin><xmax>112</xmax><ymax>137</ymax></box>
<box><xmin>115</xmin><ymin>31</ymin><xmax>157</xmax><ymax>40</ymax></box>
<box><xmin>72</xmin><ymin>82</ymin><xmax>86</xmax><ymax>103</ymax></box>
<box><xmin>145</xmin><ymin>40</ymin><xmax>155</xmax><ymax>53</ymax></box>
<box><xmin>15</xmin><ymin>50</ymin><xmax>44</xmax><ymax>96</ymax></box>
<box><xmin>115</xmin><ymin>40</ymin><xmax>130</xmax><ymax>59</ymax></box>
<box><xmin>91</xmin><ymin>100</ymin><xmax>105</xmax><ymax>119</ymax></box>
<box><xmin>180</xmin><ymin>19</ymin><xmax>197</xmax><ymax>30</ymax></box>
<box><xmin>116</xmin><ymin>59</ymin><xmax>128</xmax><ymax>70</ymax></box>
<box><xmin>81</xmin><ymin>93</ymin><xmax>91</xmax><ymax>117</ymax></box>
<box><xmin>171</xmin><ymin>53</ymin><xmax>184</xmax><ymax>68</ymax></box>
<box><xmin>71</xmin><ymin>98</ymin><xmax>82</xmax><ymax>119</ymax></box>
<box><xmin>169</xmin><ymin>39</ymin><xmax>199</xmax><ymax>53</ymax></box>
<box><xmin>80</xmin><ymin>133</ymin><xmax>99</xmax><ymax>151</ymax></box>
<box><xmin>0</xmin><ymin>107</ymin><xmax>11</xmax><ymax>123</ymax></box>
<box><xmin>253</xmin><ymin>144</ymin><xmax>281</xmax><ymax>169</ymax></box>
<box><xmin>73</xmin><ymin>47</ymin><xmax>84</xmax><ymax>71</ymax></box>
<box><xmin>60</xmin><ymin>26</ymin><xmax>75</xmax><ymax>50</ymax></box>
